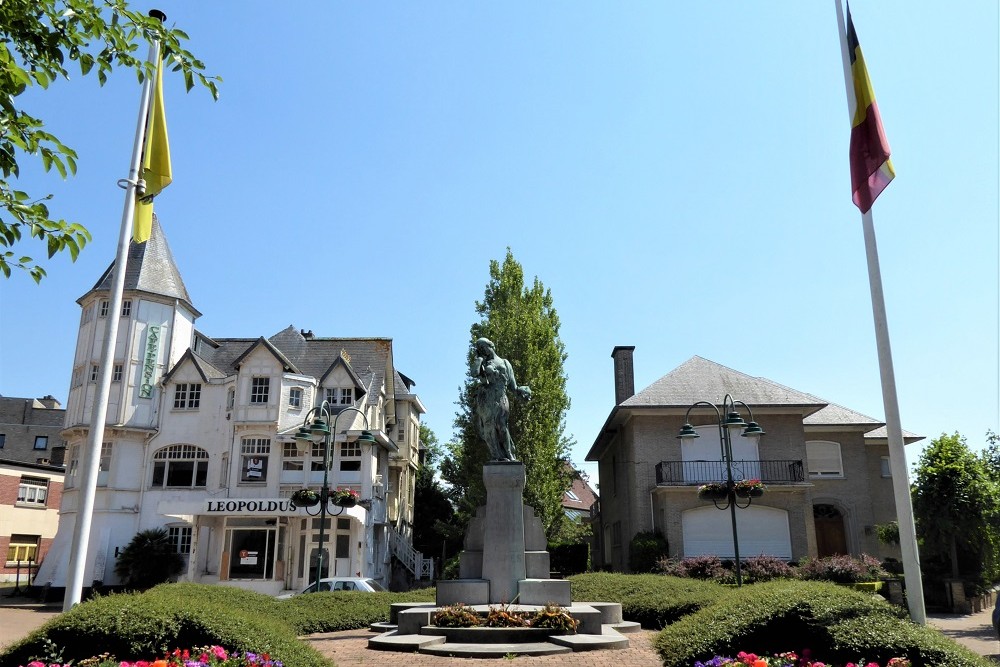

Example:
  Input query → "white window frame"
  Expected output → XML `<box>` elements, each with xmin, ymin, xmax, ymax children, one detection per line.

<box><xmin>121</xmin><ymin>300</ymin><xmax>132</xmax><ymax>318</ymax></box>
<box><xmin>98</xmin><ymin>299</ymin><xmax>109</xmax><ymax>318</ymax></box>
<box><xmin>880</xmin><ymin>456</ymin><xmax>892</xmax><ymax>478</ymax></box>
<box><xmin>250</xmin><ymin>377</ymin><xmax>270</xmax><ymax>404</ymax></box>
<box><xmin>339</xmin><ymin>440</ymin><xmax>362</xmax><ymax>472</ymax></box>
<box><xmin>240</xmin><ymin>437</ymin><xmax>271</xmax><ymax>483</ymax></box>
<box><xmin>168</xmin><ymin>526</ymin><xmax>193</xmax><ymax>555</ymax></box>
<box><xmin>151</xmin><ymin>444</ymin><xmax>209</xmax><ymax>489</ymax></box>
<box><xmin>112</xmin><ymin>364</ymin><xmax>123</xmax><ymax>382</ymax></box>
<box><xmin>288</xmin><ymin>387</ymin><xmax>303</xmax><ymax>409</ymax></box>
<box><xmin>16</xmin><ymin>477</ymin><xmax>48</xmax><ymax>507</ymax></box>
<box><xmin>90</xmin><ymin>364</ymin><xmax>99</xmax><ymax>383</ymax></box>
<box><xmin>173</xmin><ymin>382</ymin><xmax>202</xmax><ymax>410</ymax></box>
<box><xmin>806</xmin><ymin>440</ymin><xmax>845</xmax><ymax>478</ymax></box>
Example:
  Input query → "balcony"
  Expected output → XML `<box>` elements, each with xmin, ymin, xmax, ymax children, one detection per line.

<box><xmin>654</xmin><ymin>459</ymin><xmax>805</xmax><ymax>486</ymax></box>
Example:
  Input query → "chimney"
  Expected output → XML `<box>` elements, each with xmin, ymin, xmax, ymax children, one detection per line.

<box><xmin>611</xmin><ymin>346</ymin><xmax>636</xmax><ymax>405</ymax></box>
<box><xmin>37</xmin><ymin>395</ymin><xmax>61</xmax><ymax>409</ymax></box>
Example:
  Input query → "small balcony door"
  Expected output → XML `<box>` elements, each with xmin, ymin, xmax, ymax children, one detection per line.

<box><xmin>680</xmin><ymin>425</ymin><xmax>761</xmax><ymax>482</ymax></box>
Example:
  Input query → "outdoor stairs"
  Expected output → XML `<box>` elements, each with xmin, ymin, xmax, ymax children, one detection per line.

<box><xmin>387</xmin><ymin>525</ymin><xmax>434</xmax><ymax>580</ymax></box>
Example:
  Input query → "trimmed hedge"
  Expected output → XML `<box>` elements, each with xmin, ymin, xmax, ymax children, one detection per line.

<box><xmin>0</xmin><ymin>583</ymin><xmax>437</xmax><ymax>667</ymax></box>
<box><xmin>653</xmin><ymin>579</ymin><xmax>993</xmax><ymax>667</ymax></box>
<box><xmin>568</xmin><ymin>572</ymin><xmax>724</xmax><ymax>628</ymax></box>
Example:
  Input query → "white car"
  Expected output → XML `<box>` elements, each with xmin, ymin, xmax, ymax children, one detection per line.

<box><xmin>278</xmin><ymin>577</ymin><xmax>386</xmax><ymax>598</ymax></box>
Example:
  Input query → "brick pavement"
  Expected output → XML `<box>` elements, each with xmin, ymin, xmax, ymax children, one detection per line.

<box><xmin>301</xmin><ymin>628</ymin><xmax>664</xmax><ymax>666</ymax></box>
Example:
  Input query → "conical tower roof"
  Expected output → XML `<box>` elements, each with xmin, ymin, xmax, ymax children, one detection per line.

<box><xmin>79</xmin><ymin>215</ymin><xmax>199</xmax><ymax>315</ymax></box>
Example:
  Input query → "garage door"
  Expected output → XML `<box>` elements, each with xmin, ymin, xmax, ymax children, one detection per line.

<box><xmin>682</xmin><ymin>505</ymin><xmax>792</xmax><ymax>559</ymax></box>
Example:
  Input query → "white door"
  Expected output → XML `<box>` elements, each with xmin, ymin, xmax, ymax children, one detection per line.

<box><xmin>681</xmin><ymin>505</ymin><xmax>791</xmax><ymax>559</ymax></box>
<box><xmin>681</xmin><ymin>425</ymin><xmax>760</xmax><ymax>482</ymax></box>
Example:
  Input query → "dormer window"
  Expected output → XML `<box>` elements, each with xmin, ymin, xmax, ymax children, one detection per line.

<box><xmin>250</xmin><ymin>377</ymin><xmax>270</xmax><ymax>404</ymax></box>
<box><xmin>324</xmin><ymin>387</ymin><xmax>354</xmax><ymax>406</ymax></box>
<box><xmin>173</xmin><ymin>383</ymin><xmax>202</xmax><ymax>409</ymax></box>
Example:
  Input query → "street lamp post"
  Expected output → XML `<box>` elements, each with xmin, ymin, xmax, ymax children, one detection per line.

<box><xmin>677</xmin><ymin>394</ymin><xmax>765</xmax><ymax>587</ymax></box>
<box><xmin>294</xmin><ymin>401</ymin><xmax>375</xmax><ymax>592</ymax></box>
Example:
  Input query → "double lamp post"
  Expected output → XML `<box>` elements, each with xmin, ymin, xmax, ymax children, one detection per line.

<box><xmin>293</xmin><ymin>401</ymin><xmax>375</xmax><ymax>592</ymax></box>
<box><xmin>676</xmin><ymin>394</ymin><xmax>764</xmax><ymax>587</ymax></box>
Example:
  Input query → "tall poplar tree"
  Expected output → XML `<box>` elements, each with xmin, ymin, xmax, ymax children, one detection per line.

<box><xmin>442</xmin><ymin>249</ymin><xmax>573</xmax><ymax>538</ymax></box>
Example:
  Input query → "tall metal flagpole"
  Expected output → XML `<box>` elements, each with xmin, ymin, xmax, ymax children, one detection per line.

<box><xmin>833</xmin><ymin>0</ymin><xmax>926</xmax><ymax>625</ymax></box>
<box><xmin>63</xmin><ymin>12</ymin><xmax>166</xmax><ymax>611</ymax></box>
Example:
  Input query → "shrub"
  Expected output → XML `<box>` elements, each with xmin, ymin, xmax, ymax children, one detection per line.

<box><xmin>113</xmin><ymin>528</ymin><xmax>185</xmax><ymax>590</ymax></box>
<box><xmin>798</xmin><ymin>554</ymin><xmax>887</xmax><ymax>584</ymax></box>
<box><xmin>740</xmin><ymin>556</ymin><xmax>794</xmax><ymax>583</ymax></box>
<box><xmin>280</xmin><ymin>587</ymin><xmax>436</xmax><ymax>634</ymax></box>
<box><xmin>628</xmin><ymin>530</ymin><xmax>669</xmax><ymax>573</ymax></box>
<box><xmin>654</xmin><ymin>579</ymin><xmax>992</xmax><ymax>667</ymax></box>
<box><xmin>569</xmin><ymin>572</ymin><xmax>723</xmax><ymax>628</ymax></box>
<box><xmin>0</xmin><ymin>584</ymin><xmax>326</xmax><ymax>667</ymax></box>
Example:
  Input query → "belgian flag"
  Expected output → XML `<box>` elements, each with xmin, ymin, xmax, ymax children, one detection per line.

<box><xmin>846</xmin><ymin>4</ymin><xmax>894</xmax><ymax>213</ymax></box>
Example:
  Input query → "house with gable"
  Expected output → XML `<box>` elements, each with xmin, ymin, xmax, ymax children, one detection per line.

<box><xmin>586</xmin><ymin>347</ymin><xmax>921</xmax><ymax>571</ymax></box>
<box><xmin>35</xmin><ymin>218</ymin><xmax>428</xmax><ymax>596</ymax></box>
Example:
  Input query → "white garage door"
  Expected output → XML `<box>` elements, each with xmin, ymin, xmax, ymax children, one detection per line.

<box><xmin>682</xmin><ymin>505</ymin><xmax>792</xmax><ymax>559</ymax></box>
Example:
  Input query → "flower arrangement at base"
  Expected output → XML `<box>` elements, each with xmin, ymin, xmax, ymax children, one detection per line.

<box><xmin>432</xmin><ymin>603</ymin><xmax>483</xmax><ymax>627</ymax></box>
<box><xmin>528</xmin><ymin>602</ymin><xmax>580</xmax><ymax>633</ymax></box>
<box><xmin>692</xmin><ymin>651</ymin><xmax>910</xmax><ymax>667</ymax></box>
<box><xmin>290</xmin><ymin>488</ymin><xmax>320</xmax><ymax>507</ymax></box>
<box><xmin>733</xmin><ymin>478</ymin><xmax>766</xmax><ymax>498</ymax></box>
<box><xmin>698</xmin><ymin>482</ymin><xmax>730</xmax><ymax>501</ymax></box>
<box><xmin>331</xmin><ymin>487</ymin><xmax>359</xmax><ymax>507</ymax></box>
<box><xmin>23</xmin><ymin>645</ymin><xmax>284</xmax><ymax>667</ymax></box>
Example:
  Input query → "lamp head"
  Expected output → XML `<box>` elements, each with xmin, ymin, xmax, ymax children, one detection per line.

<box><xmin>310</xmin><ymin>418</ymin><xmax>330</xmax><ymax>437</ymax></box>
<box><xmin>293</xmin><ymin>426</ymin><xmax>313</xmax><ymax>454</ymax></box>
<box><xmin>742</xmin><ymin>421</ymin><xmax>765</xmax><ymax>437</ymax></box>
<box><xmin>723</xmin><ymin>410</ymin><xmax>746</xmax><ymax>427</ymax></box>
<box><xmin>357</xmin><ymin>430</ymin><xmax>376</xmax><ymax>445</ymax></box>
<box><xmin>677</xmin><ymin>423</ymin><xmax>700</xmax><ymax>439</ymax></box>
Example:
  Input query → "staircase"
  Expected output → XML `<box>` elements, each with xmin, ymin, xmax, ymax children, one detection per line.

<box><xmin>388</xmin><ymin>525</ymin><xmax>434</xmax><ymax>580</ymax></box>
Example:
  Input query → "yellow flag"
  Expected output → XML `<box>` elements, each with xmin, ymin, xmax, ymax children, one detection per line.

<box><xmin>133</xmin><ymin>60</ymin><xmax>172</xmax><ymax>243</ymax></box>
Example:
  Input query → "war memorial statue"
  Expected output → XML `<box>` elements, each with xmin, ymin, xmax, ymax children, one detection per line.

<box><xmin>470</xmin><ymin>337</ymin><xmax>532</xmax><ymax>461</ymax></box>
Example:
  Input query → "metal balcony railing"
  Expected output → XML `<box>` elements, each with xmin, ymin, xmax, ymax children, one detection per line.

<box><xmin>654</xmin><ymin>459</ymin><xmax>805</xmax><ymax>486</ymax></box>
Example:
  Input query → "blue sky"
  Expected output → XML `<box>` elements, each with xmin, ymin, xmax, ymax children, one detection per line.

<box><xmin>1</xmin><ymin>2</ymin><xmax>997</xmax><ymax>483</ymax></box>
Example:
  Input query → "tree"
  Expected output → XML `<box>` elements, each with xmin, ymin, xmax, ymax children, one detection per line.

<box><xmin>412</xmin><ymin>424</ymin><xmax>457</xmax><ymax>559</ymax></box>
<box><xmin>911</xmin><ymin>432</ymin><xmax>1000</xmax><ymax>591</ymax></box>
<box><xmin>442</xmin><ymin>249</ymin><xmax>573</xmax><ymax>538</ymax></box>
<box><xmin>1</xmin><ymin>0</ymin><xmax>219</xmax><ymax>282</ymax></box>
<box><xmin>113</xmin><ymin>527</ymin><xmax>185</xmax><ymax>590</ymax></box>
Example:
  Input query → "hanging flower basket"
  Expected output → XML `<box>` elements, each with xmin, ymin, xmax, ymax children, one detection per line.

<box><xmin>733</xmin><ymin>479</ymin><xmax>766</xmax><ymax>498</ymax></box>
<box><xmin>697</xmin><ymin>483</ymin><xmax>729</xmax><ymax>501</ymax></box>
<box><xmin>332</xmin><ymin>487</ymin><xmax>360</xmax><ymax>507</ymax></box>
<box><xmin>291</xmin><ymin>488</ymin><xmax>320</xmax><ymax>507</ymax></box>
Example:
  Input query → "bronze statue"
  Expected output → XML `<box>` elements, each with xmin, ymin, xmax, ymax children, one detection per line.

<box><xmin>471</xmin><ymin>338</ymin><xmax>531</xmax><ymax>461</ymax></box>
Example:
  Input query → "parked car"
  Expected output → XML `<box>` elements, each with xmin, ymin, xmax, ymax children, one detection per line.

<box><xmin>278</xmin><ymin>577</ymin><xmax>386</xmax><ymax>599</ymax></box>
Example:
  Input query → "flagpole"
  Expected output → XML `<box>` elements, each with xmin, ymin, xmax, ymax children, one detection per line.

<box><xmin>834</xmin><ymin>0</ymin><xmax>926</xmax><ymax>625</ymax></box>
<box><xmin>63</xmin><ymin>11</ymin><xmax>166</xmax><ymax>611</ymax></box>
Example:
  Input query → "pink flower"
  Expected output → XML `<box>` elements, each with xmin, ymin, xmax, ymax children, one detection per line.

<box><xmin>211</xmin><ymin>646</ymin><xmax>227</xmax><ymax>661</ymax></box>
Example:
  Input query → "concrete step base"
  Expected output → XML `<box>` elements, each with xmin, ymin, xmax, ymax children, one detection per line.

<box><xmin>613</xmin><ymin>620</ymin><xmax>643</xmax><ymax>633</ymax></box>
<box><xmin>420</xmin><ymin>641</ymin><xmax>572</xmax><ymax>657</ymax></box>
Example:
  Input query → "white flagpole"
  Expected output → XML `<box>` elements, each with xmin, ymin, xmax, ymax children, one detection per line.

<box><xmin>833</xmin><ymin>0</ymin><xmax>926</xmax><ymax>625</ymax></box>
<box><xmin>63</xmin><ymin>12</ymin><xmax>166</xmax><ymax>611</ymax></box>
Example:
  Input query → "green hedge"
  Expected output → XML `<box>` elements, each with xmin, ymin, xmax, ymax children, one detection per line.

<box><xmin>0</xmin><ymin>583</ymin><xmax>436</xmax><ymax>667</ymax></box>
<box><xmin>568</xmin><ymin>572</ymin><xmax>724</xmax><ymax>628</ymax></box>
<box><xmin>653</xmin><ymin>580</ymin><xmax>993</xmax><ymax>667</ymax></box>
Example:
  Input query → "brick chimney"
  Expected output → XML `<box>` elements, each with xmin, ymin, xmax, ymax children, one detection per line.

<box><xmin>611</xmin><ymin>346</ymin><xmax>636</xmax><ymax>405</ymax></box>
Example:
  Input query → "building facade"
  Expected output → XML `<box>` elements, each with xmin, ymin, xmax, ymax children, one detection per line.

<box><xmin>0</xmin><ymin>459</ymin><xmax>64</xmax><ymax>582</ymax></box>
<box><xmin>587</xmin><ymin>348</ymin><xmax>919</xmax><ymax>571</ymax></box>
<box><xmin>35</xmin><ymin>219</ymin><xmax>427</xmax><ymax>595</ymax></box>
<box><xmin>0</xmin><ymin>396</ymin><xmax>67</xmax><ymax>466</ymax></box>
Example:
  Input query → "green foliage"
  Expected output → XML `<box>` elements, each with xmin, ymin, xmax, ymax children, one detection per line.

<box><xmin>413</xmin><ymin>424</ymin><xmax>458</xmax><ymax>558</ymax></box>
<box><xmin>628</xmin><ymin>530</ymin><xmax>669</xmax><ymax>573</ymax></box>
<box><xmin>280</xmin><ymin>588</ymin><xmax>436</xmax><ymax>634</ymax></box>
<box><xmin>912</xmin><ymin>432</ymin><xmax>1000</xmax><ymax>589</ymax></box>
<box><xmin>0</xmin><ymin>0</ymin><xmax>219</xmax><ymax>281</ymax></box>
<box><xmin>113</xmin><ymin>527</ymin><xmax>185</xmax><ymax>590</ymax></box>
<box><xmin>443</xmin><ymin>248</ymin><xmax>573</xmax><ymax>538</ymax></box>
<box><xmin>568</xmin><ymin>572</ymin><xmax>724</xmax><ymax>628</ymax></box>
<box><xmin>0</xmin><ymin>584</ymin><xmax>327</xmax><ymax>667</ymax></box>
<box><xmin>875</xmin><ymin>520</ymin><xmax>901</xmax><ymax>545</ymax></box>
<box><xmin>653</xmin><ymin>580</ymin><xmax>991</xmax><ymax>667</ymax></box>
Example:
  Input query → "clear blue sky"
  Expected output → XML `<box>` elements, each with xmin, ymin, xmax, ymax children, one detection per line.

<box><xmin>1</xmin><ymin>2</ymin><xmax>997</xmax><ymax>483</ymax></box>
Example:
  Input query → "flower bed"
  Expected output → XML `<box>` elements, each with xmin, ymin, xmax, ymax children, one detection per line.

<box><xmin>20</xmin><ymin>645</ymin><xmax>283</xmax><ymax>667</ymax></box>
<box><xmin>693</xmin><ymin>651</ymin><xmax>911</xmax><ymax>667</ymax></box>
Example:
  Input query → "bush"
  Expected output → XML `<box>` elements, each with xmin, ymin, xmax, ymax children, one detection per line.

<box><xmin>798</xmin><ymin>554</ymin><xmax>887</xmax><ymax>584</ymax></box>
<box><xmin>0</xmin><ymin>584</ymin><xmax>326</xmax><ymax>667</ymax></box>
<box><xmin>113</xmin><ymin>528</ymin><xmax>185</xmax><ymax>590</ymax></box>
<box><xmin>653</xmin><ymin>579</ymin><xmax>992</xmax><ymax>667</ymax></box>
<box><xmin>549</xmin><ymin>542</ymin><xmax>589</xmax><ymax>575</ymax></box>
<box><xmin>280</xmin><ymin>587</ymin><xmax>436</xmax><ymax>634</ymax></box>
<box><xmin>739</xmin><ymin>555</ymin><xmax>795</xmax><ymax>583</ymax></box>
<box><xmin>628</xmin><ymin>530</ymin><xmax>669</xmax><ymax>573</ymax></box>
<box><xmin>568</xmin><ymin>572</ymin><xmax>723</xmax><ymax>628</ymax></box>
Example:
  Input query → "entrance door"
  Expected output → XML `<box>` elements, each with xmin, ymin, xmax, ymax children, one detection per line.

<box><xmin>334</xmin><ymin>518</ymin><xmax>352</xmax><ymax>575</ymax></box>
<box><xmin>814</xmin><ymin>504</ymin><xmax>848</xmax><ymax>557</ymax></box>
<box><xmin>308</xmin><ymin>547</ymin><xmax>330</xmax><ymax>584</ymax></box>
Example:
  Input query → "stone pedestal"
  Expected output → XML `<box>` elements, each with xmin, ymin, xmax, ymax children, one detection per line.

<box><xmin>481</xmin><ymin>463</ymin><xmax>526</xmax><ymax>602</ymax></box>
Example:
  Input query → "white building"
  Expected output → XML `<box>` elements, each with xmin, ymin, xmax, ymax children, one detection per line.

<box><xmin>36</xmin><ymin>218</ymin><xmax>429</xmax><ymax>595</ymax></box>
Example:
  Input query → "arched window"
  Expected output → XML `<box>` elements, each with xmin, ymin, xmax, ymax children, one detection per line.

<box><xmin>152</xmin><ymin>444</ymin><xmax>209</xmax><ymax>488</ymax></box>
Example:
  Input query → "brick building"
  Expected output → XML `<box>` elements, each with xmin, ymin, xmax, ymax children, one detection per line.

<box><xmin>0</xmin><ymin>459</ymin><xmax>64</xmax><ymax>582</ymax></box>
<box><xmin>0</xmin><ymin>396</ymin><xmax>67</xmax><ymax>466</ymax></box>
<box><xmin>587</xmin><ymin>348</ymin><xmax>921</xmax><ymax>571</ymax></box>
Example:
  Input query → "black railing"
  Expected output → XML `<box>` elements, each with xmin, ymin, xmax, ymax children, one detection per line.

<box><xmin>655</xmin><ymin>459</ymin><xmax>805</xmax><ymax>485</ymax></box>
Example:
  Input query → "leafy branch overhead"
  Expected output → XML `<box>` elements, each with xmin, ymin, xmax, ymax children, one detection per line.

<box><xmin>0</xmin><ymin>0</ymin><xmax>220</xmax><ymax>282</ymax></box>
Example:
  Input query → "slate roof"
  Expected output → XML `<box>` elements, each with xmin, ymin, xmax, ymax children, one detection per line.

<box><xmin>81</xmin><ymin>215</ymin><xmax>198</xmax><ymax>315</ymax></box>
<box><xmin>622</xmin><ymin>356</ymin><xmax>827</xmax><ymax>413</ymax></box>
<box><xmin>188</xmin><ymin>325</ymin><xmax>395</xmax><ymax>408</ymax></box>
